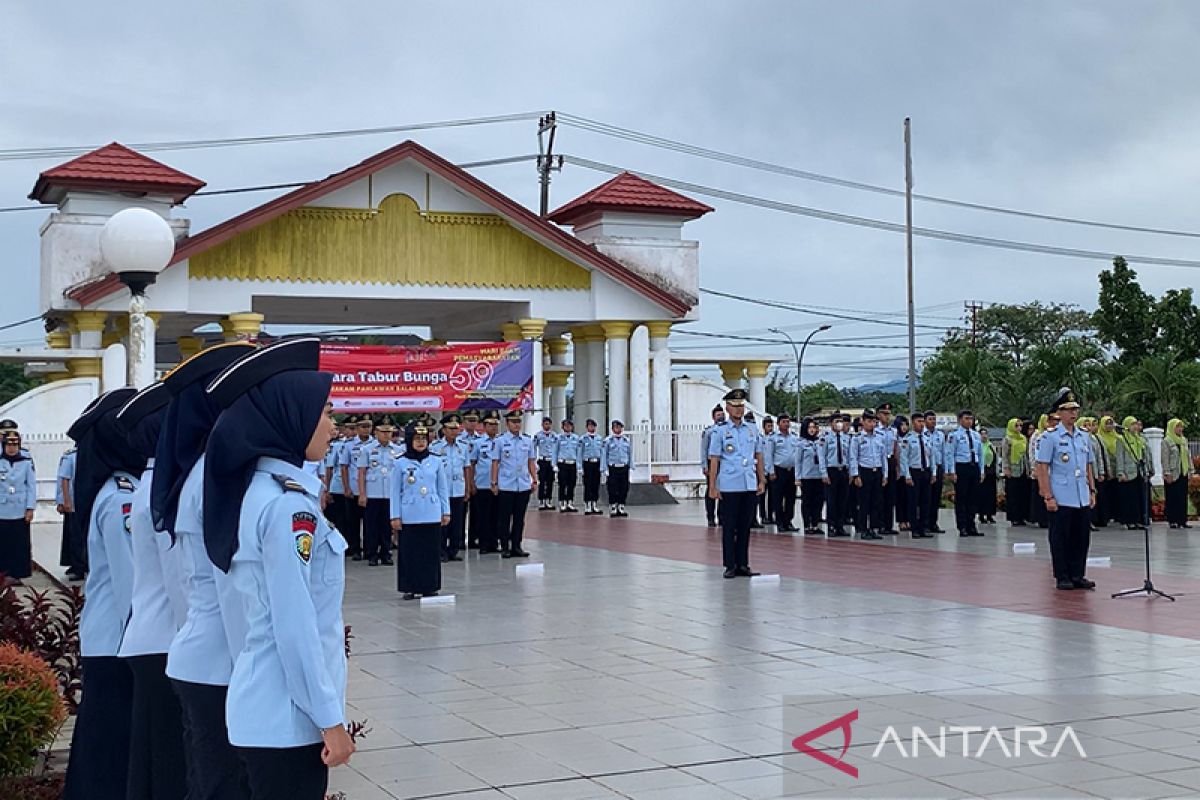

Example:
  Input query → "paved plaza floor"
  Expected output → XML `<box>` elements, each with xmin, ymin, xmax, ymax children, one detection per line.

<box><xmin>31</xmin><ymin>502</ymin><xmax>1200</xmax><ymax>798</ymax></box>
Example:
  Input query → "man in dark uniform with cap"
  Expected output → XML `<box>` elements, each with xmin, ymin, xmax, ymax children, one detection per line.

<box><xmin>580</xmin><ymin>419</ymin><xmax>604</xmax><ymax>514</ymax></box>
<box><xmin>491</xmin><ymin>409</ymin><xmax>535</xmax><ymax>557</ymax></box>
<box><xmin>469</xmin><ymin>411</ymin><xmax>501</xmax><ymax>552</ymax></box>
<box><xmin>877</xmin><ymin>402</ymin><xmax>900</xmax><ymax>535</ymax></box>
<box><xmin>945</xmin><ymin>409</ymin><xmax>984</xmax><ymax>537</ymax></box>
<box><xmin>534</xmin><ymin>416</ymin><xmax>558</xmax><ymax>510</ymax></box>
<box><xmin>430</xmin><ymin>413</ymin><xmax>470</xmax><ymax>561</ymax></box>
<box><xmin>707</xmin><ymin>389</ymin><xmax>764</xmax><ymax>578</ymax></box>
<box><xmin>1036</xmin><ymin>388</ymin><xmax>1098</xmax><ymax>590</ymax></box>
<box><xmin>555</xmin><ymin>419</ymin><xmax>581</xmax><ymax>512</ymax></box>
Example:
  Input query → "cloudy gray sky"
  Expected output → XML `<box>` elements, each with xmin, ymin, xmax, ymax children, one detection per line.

<box><xmin>3</xmin><ymin>1</ymin><xmax>1199</xmax><ymax>386</ymax></box>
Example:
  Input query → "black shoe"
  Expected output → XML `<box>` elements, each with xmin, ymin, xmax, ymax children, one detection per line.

<box><xmin>735</xmin><ymin>566</ymin><xmax>760</xmax><ymax>577</ymax></box>
<box><xmin>829</xmin><ymin>530</ymin><xmax>849</xmax><ymax>537</ymax></box>
<box><xmin>749</xmin><ymin>523</ymin><xmax>764</xmax><ymax>530</ymax></box>
<box><xmin>959</xmin><ymin>531</ymin><xmax>970</xmax><ymax>537</ymax></box>
<box><xmin>1184</xmin><ymin>523</ymin><xmax>1194</xmax><ymax>529</ymax></box>
<box><xmin>1073</xmin><ymin>577</ymin><xmax>1096</xmax><ymax>590</ymax></box>
<box><xmin>440</xmin><ymin>554</ymin><xmax>449</xmax><ymax>563</ymax></box>
<box><xmin>501</xmin><ymin>551</ymin><xmax>513</xmax><ymax>558</ymax></box>
<box><xmin>881</xmin><ymin>529</ymin><xmax>899</xmax><ymax>536</ymax></box>
<box><xmin>368</xmin><ymin>559</ymin><xmax>379</xmax><ymax>566</ymax></box>
<box><xmin>65</xmin><ymin>571</ymin><xmax>84</xmax><ymax>581</ymax></box>
<box><xmin>352</xmin><ymin>554</ymin><xmax>364</xmax><ymax>562</ymax></box>
<box><xmin>969</xmin><ymin>530</ymin><xmax>985</xmax><ymax>537</ymax></box>
<box><xmin>707</xmin><ymin>519</ymin><xmax>717</xmax><ymax>527</ymax></box>
<box><xmin>381</xmin><ymin>557</ymin><xmax>394</xmax><ymax>566</ymax></box>
<box><xmin>402</xmin><ymin>592</ymin><xmax>417</xmax><ymax>600</ymax></box>
<box><xmin>723</xmin><ymin>568</ymin><xmax>736</xmax><ymax>579</ymax></box>
<box><xmin>1056</xmin><ymin>580</ymin><xmax>1075</xmax><ymax>590</ymax></box>
<box><xmin>479</xmin><ymin>548</ymin><xmax>499</xmax><ymax>554</ymax></box>
<box><xmin>1011</xmin><ymin>521</ymin><xmax>1027</xmax><ymax>527</ymax></box>
<box><xmin>510</xmin><ymin>549</ymin><xmax>530</xmax><ymax>558</ymax></box>
<box><xmin>911</xmin><ymin>532</ymin><xmax>928</xmax><ymax>539</ymax></box>
<box><xmin>860</xmin><ymin>532</ymin><xmax>882</xmax><ymax>540</ymax></box>
<box><xmin>929</xmin><ymin>525</ymin><xmax>944</xmax><ymax>533</ymax></box>
<box><xmin>447</xmin><ymin>555</ymin><xmax>462</xmax><ymax>562</ymax></box>
<box><xmin>806</xmin><ymin>528</ymin><xmax>824</xmax><ymax>535</ymax></box>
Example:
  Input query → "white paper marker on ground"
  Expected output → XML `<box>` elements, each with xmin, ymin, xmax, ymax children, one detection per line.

<box><xmin>421</xmin><ymin>594</ymin><xmax>456</xmax><ymax>606</ymax></box>
<box><xmin>1013</xmin><ymin>543</ymin><xmax>1037</xmax><ymax>554</ymax></box>
<box><xmin>1086</xmin><ymin>556</ymin><xmax>1111</xmax><ymax>568</ymax></box>
<box><xmin>751</xmin><ymin>574</ymin><xmax>781</xmax><ymax>585</ymax></box>
<box><xmin>516</xmin><ymin>563</ymin><xmax>545</xmax><ymax>576</ymax></box>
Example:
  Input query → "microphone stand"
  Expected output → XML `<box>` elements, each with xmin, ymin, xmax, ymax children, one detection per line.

<box><xmin>1112</xmin><ymin>457</ymin><xmax>1175</xmax><ymax>601</ymax></box>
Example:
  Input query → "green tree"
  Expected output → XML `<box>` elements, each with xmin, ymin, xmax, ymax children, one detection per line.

<box><xmin>975</xmin><ymin>301</ymin><xmax>1093</xmax><ymax>367</ymax></box>
<box><xmin>1095</xmin><ymin>256</ymin><xmax>1157</xmax><ymax>359</ymax></box>
<box><xmin>1117</xmin><ymin>352</ymin><xmax>1200</xmax><ymax>428</ymax></box>
<box><xmin>917</xmin><ymin>344</ymin><xmax>1016</xmax><ymax>425</ymax></box>
<box><xmin>0</xmin><ymin>364</ymin><xmax>38</xmax><ymax>407</ymax></box>
<box><xmin>1155</xmin><ymin>288</ymin><xmax>1200</xmax><ymax>360</ymax></box>
<box><xmin>1020</xmin><ymin>338</ymin><xmax>1108</xmax><ymax>412</ymax></box>
<box><xmin>765</xmin><ymin>371</ymin><xmax>844</xmax><ymax>418</ymax></box>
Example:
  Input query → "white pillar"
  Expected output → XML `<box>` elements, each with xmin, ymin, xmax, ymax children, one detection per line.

<box><xmin>647</xmin><ymin>322</ymin><xmax>673</xmax><ymax>464</ymax></box>
<box><xmin>1145</xmin><ymin>427</ymin><xmax>1165</xmax><ymax>487</ymax></box>
<box><xmin>746</xmin><ymin>360</ymin><xmax>769</xmax><ymax>414</ymax></box>
<box><xmin>72</xmin><ymin>311</ymin><xmax>107</xmax><ymax>350</ymax></box>
<box><xmin>586</xmin><ymin>333</ymin><xmax>606</xmax><ymax>425</ymax></box>
<box><xmin>629</xmin><ymin>326</ymin><xmax>651</xmax><ymax>428</ymax></box>
<box><xmin>570</xmin><ymin>329</ymin><xmax>588</xmax><ymax>422</ymax></box>
<box><xmin>602</xmin><ymin>321</ymin><xmax>632</xmax><ymax>426</ymax></box>
<box><xmin>519</xmin><ymin>319</ymin><xmax>547</xmax><ymax>434</ymax></box>
<box><xmin>101</xmin><ymin>343</ymin><xmax>127</xmax><ymax>392</ymax></box>
<box><xmin>546</xmin><ymin>337</ymin><xmax>570</xmax><ymax>426</ymax></box>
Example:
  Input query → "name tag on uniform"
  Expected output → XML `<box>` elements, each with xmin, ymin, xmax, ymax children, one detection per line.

<box><xmin>420</xmin><ymin>486</ymin><xmax>428</xmax><ymax>495</ymax></box>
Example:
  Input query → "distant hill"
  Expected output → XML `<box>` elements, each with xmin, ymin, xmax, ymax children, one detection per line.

<box><xmin>852</xmin><ymin>377</ymin><xmax>913</xmax><ymax>394</ymax></box>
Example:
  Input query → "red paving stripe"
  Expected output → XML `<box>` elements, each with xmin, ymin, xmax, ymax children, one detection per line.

<box><xmin>525</xmin><ymin>514</ymin><xmax>1200</xmax><ymax>641</ymax></box>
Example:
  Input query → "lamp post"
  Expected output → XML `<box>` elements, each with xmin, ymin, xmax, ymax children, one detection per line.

<box><xmin>770</xmin><ymin>324</ymin><xmax>831</xmax><ymax>422</ymax></box>
<box><xmin>100</xmin><ymin>208</ymin><xmax>175</xmax><ymax>388</ymax></box>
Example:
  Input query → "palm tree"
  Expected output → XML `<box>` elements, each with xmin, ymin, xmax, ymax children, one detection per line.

<box><xmin>918</xmin><ymin>345</ymin><xmax>1015</xmax><ymax>424</ymax></box>
<box><xmin>1118</xmin><ymin>353</ymin><xmax>1200</xmax><ymax>427</ymax></box>
<box><xmin>1021</xmin><ymin>338</ymin><xmax>1108</xmax><ymax>411</ymax></box>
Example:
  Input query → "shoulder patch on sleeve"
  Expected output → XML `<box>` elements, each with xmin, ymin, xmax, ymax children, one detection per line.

<box><xmin>115</xmin><ymin>475</ymin><xmax>135</xmax><ymax>492</ymax></box>
<box><xmin>272</xmin><ymin>474</ymin><xmax>309</xmax><ymax>494</ymax></box>
<box><xmin>293</xmin><ymin>511</ymin><xmax>317</xmax><ymax>564</ymax></box>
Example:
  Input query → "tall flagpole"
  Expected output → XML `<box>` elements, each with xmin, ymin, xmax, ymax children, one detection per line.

<box><xmin>904</xmin><ymin>117</ymin><xmax>917</xmax><ymax>416</ymax></box>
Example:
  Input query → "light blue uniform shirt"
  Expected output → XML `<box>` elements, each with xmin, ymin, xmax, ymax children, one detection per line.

<box><xmin>555</xmin><ymin>432</ymin><xmax>582</xmax><ymax>464</ymax></box>
<box><xmin>339</xmin><ymin>437</ymin><xmax>371</xmax><ymax>496</ymax></box>
<box><xmin>324</xmin><ymin>438</ymin><xmax>347</xmax><ymax>495</ymax></box>
<box><xmin>944</xmin><ymin>427</ymin><xmax>984</xmax><ymax>474</ymax></box>
<box><xmin>167</xmin><ymin>456</ymin><xmax>248</xmax><ymax>687</ymax></box>
<box><xmin>898</xmin><ymin>431</ymin><xmax>933</xmax><ymax>479</ymax></box>
<box><xmin>707</xmin><ymin>419</ymin><xmax>762</xmax><ymax>492</ymax></box>
<box><xmin>579</xmin><ymin>432</ymin><xmax>603</xmax><ymax>461</ymax></box>
<box><xmin>56</xmin><ymin>450</ymin><xmax>75</xmax><ymax>506</ymax></box>
<box><xmin>356</xmin><ymin>439</ymin><xmax>401</xmax><ymax>499</ymax></box>
<box><xmin>796</xmin><ymin>438</ymin><xmax>824</xmax><ymax>480</ymax></box>
<box><xmin>601</xmin><ymin>434</ymin><xmax>633</xmax><ymax>472</ymax></box>
<box><xmin>818</xmin><ymin>429</ymin><xmax>851</xmax><ymax>470</ymax></box>
<box><xmin>534</xmin><ymin>430</ymin><xmax>558</xmax><ymax>461</ymax></box>
<box><xmin>0</xmin><ymin>456</ymin><xmax>36</xmax><ymax>519</ymax></box>
<box><xmin>470</xmin><ymin>436</ymin><xmax>497</xmax><ymax>491</ymax></box>
<box><xmin>850</xmin><ymin>430</ymin><xmax>890</xmax><ymax>480</ymax></box>
<box><xmin>925</xmin><ymin>429</ymin><xmax>946</xmax><ymax>472</ymax></box>
<box><xmin>120</xmin><ymin>464</ymin><xmax>187</xmax><ymax>657</ymax></box>
<box><xmin>494</xmin><ymin>431</ymin><xmax>534</xmax><ymax>491</ymax></box>
<box><xmin>1036</xmin><ymin>424</ymin><xmax>1095</xmax><ymax>508</ymax></box>
<box><xmin>226</xmin><ymin>458</ymin><xmax>346</xmax><ymax>747</ymax></box>
<box><xmin>429</xmin><ymin>438</ymin><xmax>469</xmax><ymax>498</ymax></box>
<box><xmin>80</xmin><ymin>471</ymin><xmax>137</xmax><ymax>657</ymax></box>
<box><xmin>390</xmin><ymin>455</ymin><xmax>451</xmax><ymax>524</ymax></box>
<box><xmin>766</xmin><ymin>431</ymin><xmax>799</xmax><ymax>475</ymax></box>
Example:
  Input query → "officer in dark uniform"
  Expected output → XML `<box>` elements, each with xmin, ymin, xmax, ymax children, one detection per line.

<box><xmin>1035</xmin><ymin>388</ymin><xmax>1097</xmax><ymax>590</ymax></box>
<box><xmin>580</xmin><ymin>419</ymin><xmax>604</xmax><ymax>514</ymax></box>
<box><xmin>491</xmin><ymin>409</ymin><xmax>535</xmax><ymax>557</ymax></box>
<box><xmin>468</xmin><ymin>411</ymin><xmax>501</xmax><ymax>552</ymax></box>
<box><xmin>819</xmin><ymin>414</ymin><xmax>852</xmax><ymax>537</ymax></box>
<box><xmin>555</xmin><ymin>419</ymin><xmax>581</xmax><ymax>512</ymax></box>
<box><xmin>876</xmin><ymin>402</ymin><xmax>899</xmax><ymax>535</ymax></box>
<box><xmin>945</xmin><ymin>409</ymin><xmax>984</xmax><ymax>537</ymax></box>
<box><xmin>534</xmin><ymin>416</ymin><xmax>558</xmax><ymax>510</ymax></box>
<box><xmin>707</xmin><ymin>389</ymin><xmax>764</xmax><ymax>578</ymax></box>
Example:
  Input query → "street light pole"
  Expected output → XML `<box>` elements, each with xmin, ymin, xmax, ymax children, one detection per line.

<box><xmin>771</xmin><ymin>324</ymin><xmax>831</xmax><ymax>422</ymax></box>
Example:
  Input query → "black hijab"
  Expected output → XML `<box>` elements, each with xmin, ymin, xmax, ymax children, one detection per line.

<box><xmin>151</xmin><ymin>343</ymin><xmax>256</xmax><ymax>535</ymax></box>
<box><xmin>67</xmin><ymin>388</ymin><xmax>142</xmax><ymax>547</ymax></box>
<box><xmin>403</xmin><ymin>422</ymin><xmax>432</xmax><ymax>461</ymax></box>
<box><xmin>203</xmin><ymin>370</ymin><xmax>332</xmax><ymax>572</ymax></box>
<box><xmin>800</xmin><ymin>416</ymin><xmax>818</xmax><ymax>441</ymax></box>
<box><xmin>1</xmin><ymin>433</ymin><xmax>26</xmax><ymax>464</ymax></box>
<box><xmin>115</xmin><ymin>383</ymin><xmax>171</xmax><ymax>462</ymax></box>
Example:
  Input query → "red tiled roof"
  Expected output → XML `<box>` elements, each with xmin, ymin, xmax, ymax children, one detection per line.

<box><xmin>29</xmin><ymin>142</ymin><xmax>206</xmax><ymax>204</ymax></box>
<box><xmin>548</xmin><ymin>171</ymin><xmax>713</xmax><ymax>226</ymax></box>
<box><xmin>66</xmin><ymin>141</ymin><xmax>690</xmax><ymax>315</ymax></box>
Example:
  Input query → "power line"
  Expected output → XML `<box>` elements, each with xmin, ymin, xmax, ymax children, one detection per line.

<box><xmin>674</xmin><ymin>328</ymin><xmax>939</xmax><ymax>350</ymax></box>
<box><xmin>558</xmin><ymin>113</ymin><xmax>1200</xmax><ymax>239</ymax></box>
<box><xmin>0</xmin><ymin>112</ymin><xmax>543</xmax><ymax>162</ymax></box>
<box><xmin>696</xmin><ymin>287</ymin><xmax>955</xmax><ymax>330</ymax></box>
<box><xmin>565</xmin><ymin>156</ymin><xmax>1200</xmax><ymax>270</ymax></box>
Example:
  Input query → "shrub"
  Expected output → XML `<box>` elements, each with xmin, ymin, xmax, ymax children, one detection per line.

<box><xmin>0</xmin><ymin>643</ymin><xmax>67</xmax><ymax>779</ymax></box>
<box><xmin>0</xmin><ymin>577</ymin><xmax>83</xmax><ymax>711</ymax></box>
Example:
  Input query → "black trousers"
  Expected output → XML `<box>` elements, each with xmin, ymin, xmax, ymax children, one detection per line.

<box><xmin>65</xmin><ymin>656</ymin><xmax>133</xmax><ymax>800</ymax></box>
<box><xmin>60</xmin><ymin>511</ymin><xmax>82</xmax><ymax>570</ymax></box>
<box><xmin>326</xmin><ymin>494</ymin><xmax>351</xmax><ymax>552</ymax></box>
<box><xmin>1094</xmin><ymin>479</ymin><xmax>1113</xmax><ymax>526</ymax></box>
<box><xmin>471</xmin><ymin>490</ymin><xmax>497</xmax><ymax>550</ymax></box>
<box><xmin>719</xmin><ymin>491</ymin><xmax>756</xmax><ymax>570</ymax></box>
<box><xmin>764</xmin><ymin>477</ymin><xmax>776</xmax><ymax>523</ymax></box>
<box><xmin>930</xmin><ymin>468</ymin><xmax>945</xmax><ymax>530</ymax></box>
<box><xmin>238</xmin><ymin>743</ymin><xmax>326</xmax><ymax>800</ymax></box>
<box><xmin>825</xmin><ymin>468</ymin><xmax>850</xmax><ymax>533</ymax></box>
<box><xmin>342</xmin><ymin>495</ymin><xmax>363</xmax><ymax>555</ymax></box>
<box><xmin>557</xmin><ymin>462</ymin><xmax>578</xmax><ymax>501</ymax></box>
<box><xmin>907</xmin><ymin>469</ymin><xmax>931</xmax><ymax>534</ymax></box>
<box><xmin>800</xmin><ymin>478</ymin><xmax>824</xmax><ymax>530</ymax></box>
<box><xmin>882</xmin><ymin>459</ymin><xmax>898</xmax><ymax>530</ymax></box>
<box><xmin>171</xmin><ymin>679</ymin><xmax>250</xmax><ymax>800</ymax></box>
<box><xmin>497</xmin><ymin>489</ymin><xmax>531</xmax><ymax>551</ymax></box>
<box><xmin>977</xmin><ymin>468</ymin><xmax>998</xmax><ymax>518</ymax></box>
<box><xmin>1118</xmin><ymin>478</ymin><xmax>1147</xmax><ymax>526</ymax></box>
<box><xmin>952</xmin><ymin>463</ymin><xmax>980</xmax><ymax>533</ymax></box>
<box><xmin>1166</xmin><ymin>477</ymin><xmax>1189</xmax><ymax>526</ymax></box>
<box><xmin>1006</xmin><ymin>475</ymin><xmax>1030</xmax><ymax>525</ymax></box>
<box><xmin>607</xmin><ymin>465</ymin><xmax>630</xmax><ymax>505</ymax></box>
<box><xmin>443</xmin><ymin>496</ymin><xmax>466</xmax><ymax>557</ymax></box>
<box><xmin>773</xmin><ymin>467</ymin><xmax>797</xmax><ymax>526</ymax></box>
<box><xmin>1048</xmin><ymin>506</ymin><xmax>1091</xmax><ymax>581</ymax></box>
<box><xmin>127</xmin><ymin>654</ymin><xmax>187</xmax><ymax>800</ymax></box>
<box><xmin>757</xmin><ymin>491</ymin><xmax>769</xmax><ymax>523</ymax></box>
<box><xmin>363</xmin><ymin>497</ymin><xmax>391</xmax><ymax>561</ymax></box>
<box><xmin>856</xmin><ymin>468</ymin><xmax>884</xmax><ymax>533</ymax></box>
<box><xmin>582</xmin><ymin>460</ymin><xmax>602</xmax><ymax>503</ymax></box>
<box><xmin>537</xmin><ymin>460</ymin><xmax>555</xmax><ymax>501</ymax></box>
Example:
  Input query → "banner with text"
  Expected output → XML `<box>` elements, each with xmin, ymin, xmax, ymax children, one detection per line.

<box><xmin>319</xmin><ymin>342</ymin><xmax>534</xmax><ymax>413</ymax></box>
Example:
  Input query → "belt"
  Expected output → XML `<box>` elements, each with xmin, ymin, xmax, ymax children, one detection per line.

<box><xmin>538</xmin><ymin>457</ymin><xmax>553</xmax><ymax>463</ymax></box>
<box><xmin>558</xmin><ymin>459</ymin><xmax>576</xmax><ymax>465</ymax></box>
<box><xmin>828</xmin><ymin>465</ymin><xmax>847</xmax><ymax>470</ymax></box>
<box><xmin>585</xmin><ymin>458</ymin><xmax>600</xmax><ymax>463</ymax></box>
<box><xmin>776</xmin><ymin>466</ymin><xmax>795</xmax><ymax>472</ymax></box>
<box><xmin>860</xmin><ymin>467</ymin><xmax>882</xmax><ymax>472</ymax></box>
<box><xmin>611</xmin><ymin>464</ymin><xmax>629</xmax><ymax>469</ymax></box>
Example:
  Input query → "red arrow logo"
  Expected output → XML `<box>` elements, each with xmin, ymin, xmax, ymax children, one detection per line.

<box><xmin>791</xmin><ymin>709</ymin><xmax>859</xmax><ymax>778</ymax></box>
